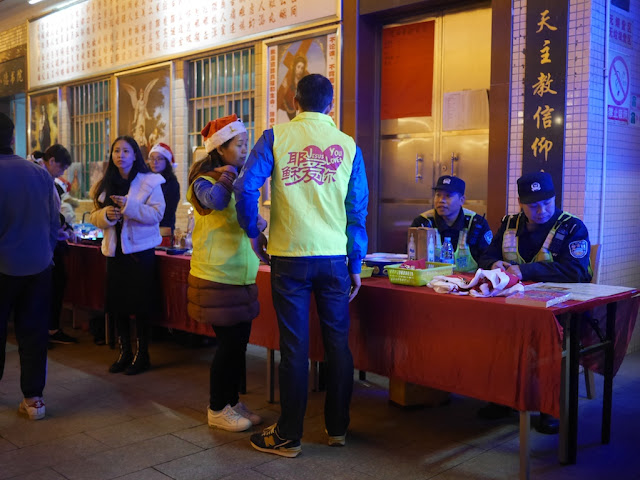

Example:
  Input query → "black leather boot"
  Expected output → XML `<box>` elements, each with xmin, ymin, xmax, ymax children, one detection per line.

<box><xmin>126</xmin><ymin>317</ymin><xmax>151</xmax><ymax>375</ymax></box>
<box><xmin>109</xmin><ymin>336</ymin><xmax>133</xmax><ymax>373</ymax></box>
<box><xmin>125</xmin><ymin>339</ymin><xmax>150</xmax><ymax>375</ymax></box>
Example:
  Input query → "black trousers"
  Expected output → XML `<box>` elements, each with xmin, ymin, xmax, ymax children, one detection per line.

<box><xmin>209</xmin><ymin>322</ymin><xmax>251</xmax><ymax>411</ymax></box>
<box><xmin>0</xmin><ymin>267</ymin><xmax>51</xmax><ymax>398</ymax></box>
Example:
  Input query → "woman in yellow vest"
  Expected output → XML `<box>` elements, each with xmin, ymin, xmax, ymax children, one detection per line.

<box><xmin>186</xmin><ymin>114</ymin><xmax>267</xmax><ymax>432</ymax></box>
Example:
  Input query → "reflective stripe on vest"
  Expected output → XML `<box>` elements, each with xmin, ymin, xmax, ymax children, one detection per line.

<box><xmin>501</xmin><ymin>212</ymin><xmax>576</xmax><ymax>264</ymax></box>
<box><xmin>422</xmin><ymin>208</ymin><xmax>478</xmax><ymax>272</ymax></box>
<box><xmin>269</xmin><ymin>112</ymin><xmax>356</xmax><ymax>256</ymax></box>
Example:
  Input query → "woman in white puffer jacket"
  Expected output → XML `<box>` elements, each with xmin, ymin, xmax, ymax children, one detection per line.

<box><xmin>90</xmin><ymin>135</ymin><xmax>165</xmax><ymax>375</ymax></box>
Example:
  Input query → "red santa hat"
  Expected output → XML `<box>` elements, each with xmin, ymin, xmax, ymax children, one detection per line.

<box><xmin>149</xmin><ymin>142</ymin><xmax>173</xmax><ymax>162</ymax></box>
<box><xmin>201</xmin><ymin>114</ymin><xmax>246</xmax><ymax>153</ymax></box>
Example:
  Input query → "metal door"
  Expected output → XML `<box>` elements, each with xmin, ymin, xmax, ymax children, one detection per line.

<box><xmin>376</xmin><ymin>7</ymin><xmax>492</xmax><ymax>253</ymax></box>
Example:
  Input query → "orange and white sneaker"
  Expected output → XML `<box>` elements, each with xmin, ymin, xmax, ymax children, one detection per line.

<box><xmin>19</xmin><ymin>397</ymin><xmax>46</xmax><ymax>420</ymax></box>
<box><xmin>250</xmin><ymin>424</ymin><xmax>301</xmax><ymax>458</ymax></box>
<box><xmin>325</xmin><ymin>428</ymin><xmax>346</xmax><ymax>446</ymax></box>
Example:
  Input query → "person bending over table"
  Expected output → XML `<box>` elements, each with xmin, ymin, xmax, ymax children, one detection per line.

<box><xmin>411</xmin><ymin>175</ymin><xmax>492</xmax><ymax>272</ymax></box>
<box><xmin>41</xmin><ymin>144</ymin><xmax>79</xmax><ymax>347</ymax></box>
<box><xmin>477</xmin><ymin>170</ymin><xmax>592</xmax><ymax>433</ymax></box>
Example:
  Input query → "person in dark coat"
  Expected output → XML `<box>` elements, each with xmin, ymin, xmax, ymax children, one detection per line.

<box><xmin>147</xmin><ymin>142</ymin><xmax>180</xmax><ymax>236</ymax></box>
<box><xmin>477</xmin><ymin>171</ymin><xmax>592</xmax><ymax>433</ymax></box>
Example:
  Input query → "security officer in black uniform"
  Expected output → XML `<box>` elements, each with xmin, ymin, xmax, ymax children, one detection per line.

<box><xmin>478</xmin><ymin>171</ymin><xmax>591</xmax><ymax>283</ymax></box>
<box><xmin>411</xmin><ymin>175</ymin><xmax>492</xmax><ymax>272</ymax></box>
<box><xmin>477</xmin><ymin>170</ymin><xmax>592</xmax><ymax>433</ymax></box>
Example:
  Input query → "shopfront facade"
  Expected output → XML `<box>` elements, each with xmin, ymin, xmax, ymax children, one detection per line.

<box><xmin>0</xmin><ymin>0</ymin><xmax>638</xmax><ymax>348</ymax></box>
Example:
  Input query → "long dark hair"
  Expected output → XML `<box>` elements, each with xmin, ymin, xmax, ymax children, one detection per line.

<box><xmin>157</xmin><ymin>155</ymin><xmax>178</xmax><ymax>184</ymax></box>
<box><xmin>187</xmin><ymin>137</ymin><xmax>233</xmax><ymax>186</ymax></box>
<box><xmin>92</xmin><ymin>135</ymin><xmax>149</xmax><ymax>208</ymax></box>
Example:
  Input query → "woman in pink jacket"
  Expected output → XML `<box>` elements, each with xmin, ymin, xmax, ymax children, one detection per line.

<box><xmin>90</xmin><ymin>136</ymin><xmax>165</xmax><ymax>375</ymax></box>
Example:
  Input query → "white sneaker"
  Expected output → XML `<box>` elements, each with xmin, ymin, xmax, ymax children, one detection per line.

<box><xmin>233</xmin><ymin>402</ymin><xmax>263</xmax><ymax>425</ymax></box>
<box><xmin>207</xmin><ymin>404</ymin><xmax>252</xmax><ymax>432</ymax></box>
<box><xmin>325</xmin><ymin>428</ymin><xmax>346</xmax><ymax>446</ymax></box>
<box><xmin>19</xmin><ymin>397</ymin><xmax>45</xmax><ymax>420</ymax></box>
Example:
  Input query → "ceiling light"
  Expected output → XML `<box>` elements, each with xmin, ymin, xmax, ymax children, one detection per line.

<box><xmin>28</xmin><ymin>0</ymin><xmax>45</xmax><ymax>5</ymax></box>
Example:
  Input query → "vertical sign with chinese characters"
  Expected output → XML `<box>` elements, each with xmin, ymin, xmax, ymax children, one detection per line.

<box><xmin>522</xmin><ymin>1</ymin><xmax>568</xmax><ymax>207</ymax></box>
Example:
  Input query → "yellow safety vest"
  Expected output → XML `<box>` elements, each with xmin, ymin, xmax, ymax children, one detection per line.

<box><xmin>421</xmin><ymin>208</ymin><xmax>478</xmax><ymax>272</ymax></box>
<box><xmin>502</xmin><ymin>211</ymin><xmax>573</xmax><ymax>264</ymax></box>
<box><xmin>187</xmin><ymin>175</ymin><xmax>259</xmax><ymax>285</ymax></box>
<box><xmin>268</xmin><ymin>112</ymin><xmax>356</xmax><ymax>257</ymax></box>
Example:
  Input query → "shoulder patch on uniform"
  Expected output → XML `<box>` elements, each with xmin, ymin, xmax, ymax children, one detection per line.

<box><xmin>569</xmin><ymin>240</ymin><xmax>588</xmax><ymax>259</ymax></box>
<box><xmin>484</xmin><ymin>230</ymin><xmax>493</xmax><ymax>245</ymax></box>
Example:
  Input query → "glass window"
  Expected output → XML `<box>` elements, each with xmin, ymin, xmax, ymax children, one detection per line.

<box><xmin>69</xmin><ymin>79</ymin><xmax>111</xmax><ymax>199</ymax></box>
<box><xmin>189</xmin><ymin>48</ymin><xmax>255</xmax><ymax>166</ymax></box>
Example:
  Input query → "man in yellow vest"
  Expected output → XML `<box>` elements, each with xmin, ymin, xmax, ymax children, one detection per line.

<box><xmin>411</xmin><ymin>175</ymin><xmax>492</xmax><ymax>271</ymax></box>
<box><xmin>477</xmin><ymin>170</ymin><xmax>592</xmax><ymax>433</ymax></box>
<box><xmin>234</xmin><ymin>74</ymin><xmax>369</xmax><ymax>457</ymax></box>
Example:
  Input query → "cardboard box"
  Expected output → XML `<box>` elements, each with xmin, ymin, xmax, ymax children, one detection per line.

<box><xmin>408</xmin><ymin>227</ymin><xmax>438</xmax><ymax>262</ymax></box>
<box><xmin>389</xmin><ymin>378</ymin><xmax>450</xmax><ymax>407</ymax></box>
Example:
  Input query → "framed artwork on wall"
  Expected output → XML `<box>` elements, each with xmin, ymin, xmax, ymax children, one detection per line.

<box><xmin>265</xmin><ymin>28</ymin><xmax>340</xmax><ymax>129</ymax></box>
<box><xmin>116</xmin><ymin>63</ymin><xmax>172</xmax><ymax>156</ymax></box>
<box><xmin>262</xmin><ymin>27</ymin><xmax>340</xmax><ymax>204</ymax></box>
<box><xmin>29</xmin><ymin>89</ymin><xmax>59</xmax><ymax>154</ymax></box>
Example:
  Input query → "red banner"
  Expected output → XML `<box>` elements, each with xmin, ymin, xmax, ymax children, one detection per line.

<box><xmin>381</xmin><ymin>21</ymin><xmax>434</xmax><ymax>120</ymax></box>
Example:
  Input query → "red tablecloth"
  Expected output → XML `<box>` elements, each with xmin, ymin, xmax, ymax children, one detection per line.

<box><xmin>64</xmin><ymin>243</ymin><xmax>638</xmax><ymax>418</ymax></box>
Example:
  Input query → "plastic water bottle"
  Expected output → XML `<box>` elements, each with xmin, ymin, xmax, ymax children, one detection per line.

<box><xmin>184</xmin><ymin>207</ymin><xmax>195</xmax><ymax>250</ymax></box>
<box><xmin>427</xmin><ymin>235</ymin><xmax>435</xmax><ymax>262</ymax></box>
<box><xmin>440</xmin><ymin>236</ymin><xmax>454</xmax><ymax>264</ymax></box>
<box><xmin>408</xmin><ymin>233</ymin><xmax>416</xmax><ymax>260</ymax></box>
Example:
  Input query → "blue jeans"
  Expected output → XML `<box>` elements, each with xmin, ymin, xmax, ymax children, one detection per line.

<box><xmin>271</xmin><ymin>256</ymin><xmax>354</xmax><ymax>441</ymax></box>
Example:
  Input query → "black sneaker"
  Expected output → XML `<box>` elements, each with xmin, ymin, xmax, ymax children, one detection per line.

<box><xmin>250</xmin><ymin>424</ymin><xmax>301</xmax><ymax>458</ymax></box>
<box><xmin>535</xmin><ymin>413</ymin><xmax>559</xmax><ymax>435</ymax></box>
<box><xmin>49</xmin><ymin>330</ymin><xmax>78</xmax><ymax>344</ymax></box>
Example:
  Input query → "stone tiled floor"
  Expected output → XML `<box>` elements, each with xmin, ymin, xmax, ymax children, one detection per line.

<box><xmin>1</xmin><ymin>320</ymin><xmax>639</xmax><ymax>480</ymax></box>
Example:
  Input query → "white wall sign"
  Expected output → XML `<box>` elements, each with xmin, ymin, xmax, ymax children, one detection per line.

<box><xmin>607</xmin><ymin>54</ymin><xmax>631</xmax><ymax>124</ymax></box>
<box><xmin>609</xmin><ymin>10</ymin><xmax>633</xmax><ymax>49</ymax></box>
<box><xmin>28</xmin><ymin>0</ymin><xmax>339</xmax><ymax>89</ymax></box>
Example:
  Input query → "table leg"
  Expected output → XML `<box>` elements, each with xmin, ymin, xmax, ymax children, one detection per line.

<box><xmin>568</xmin><ymin>312</ymin><xmax>580</xmax><ymax>463</ymax></box>
<box><xmin>266</xmin><ymin>348</ymin><xmax>275</xmax><ymax>403</ymax></box>
<box><xmin>311</xmin><ymin>361</ymin><xmax>320</xmax><ymax>391</ymax></box>
<box><xmin>558</xmin><ymin>312</ymin><xmax>579</xmax><ymax>464</ymax></box>
<box><xmin>519</xmin><ymin>411</ymin><xmax>530</xmax><ymax>480</ymax></box>
<box><xmin>105</xmin><ymin>313</ymin><xmax>111</xmax><ymax>348</ymax></box>
<box><xmin>602</xmin><ymin>302</ymin><xmax>617</xmax><ymax>444</ymax></box>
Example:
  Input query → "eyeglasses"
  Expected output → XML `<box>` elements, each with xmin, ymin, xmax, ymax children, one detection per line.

<box><xmin>147</xmin><ymin>157</ymin><xmax>166</xmax><ymax>163</ymax></box>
